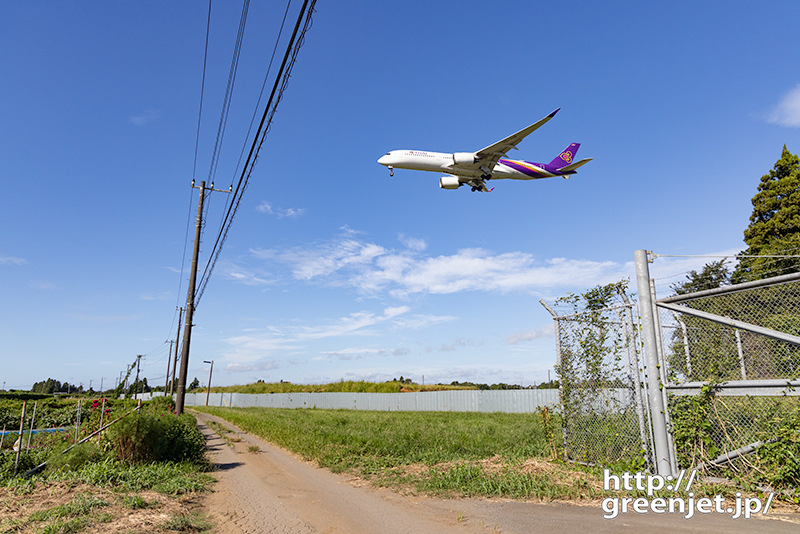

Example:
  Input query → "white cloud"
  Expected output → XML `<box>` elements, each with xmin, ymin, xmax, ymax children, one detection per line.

<box><xmin>139</xmin><ymin>291</ymin><xmax>172</xmax><ymax>301</ymax></box>
<box><xmin>257</xmin><ymin>201</ymin><xmax>305</xmax><ymax>219</ymax></box>
<box><xmin>506</xmin><ymin>323</ymin><xmax>555</xmax><ymax>344</ymax></box>
<box><xmin>226</xmin><ymin>361</ymin><xmax>279</xmax><ymax>373</ymax></box>
<box><xmin>222</xmin><ymin>306</ymin><xmax>414</xmax><ymax>364</ymax></box>
<box><xmin>0</xmin><ymin>255</ymin><xmax>26</xmax><ymax>265</ymax></box>
<box><xmin>297</xmin><ymin>306</ymin><xmax>410</xmax><ymax>340</ymax></box>
<box><xmin>240</xmin><ymin>232</ymin><xmax>745</xmax><ymax>301</ymax></box>
<box><xmin>129</xmin><ymin>108</ymin><xmax>161</xmax><ymax>126</ymax></box>
<box><xmin>221</xmin><ymin>262</ymin><xmax>274</xmax><ymax>286</ymax></box>
<box><xmin>398</xmin><ymin>233</ymin><xmax>427</xmax><ymax>251</ymax></box>
<box><xmin>439</xmin><ymin>337</ymin><xmax>484</xmax><ymax>352</ymax></box>
<box><xmin>767</xmin><ymin>83</ymin><xmax>800</xmax><ymax>127</ymax></box>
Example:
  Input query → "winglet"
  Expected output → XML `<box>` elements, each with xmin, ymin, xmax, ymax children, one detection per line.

<box><xmin>548</xmin><ymin>107</ymin><xmax>561</xmax><ymax>118</ymax></box>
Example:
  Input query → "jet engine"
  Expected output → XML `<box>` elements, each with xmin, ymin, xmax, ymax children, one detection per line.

<box><xmin>439</xmin><ymin>175</ymin><xmax>462</xmax><ymax>189</ymax></box>
<box><xmin>452</xmin><ymin>152</ymin><xmax>478</xmax><ymax>165</ymax></box>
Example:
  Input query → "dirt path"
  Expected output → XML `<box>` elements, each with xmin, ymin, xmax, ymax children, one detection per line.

<box><xmin>195</xmin><ymin>412</ymin><xmax>799</xmax><ymax>534</ymax></box>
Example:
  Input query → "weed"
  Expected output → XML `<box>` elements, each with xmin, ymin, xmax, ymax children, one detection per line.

<box><xmin>160</xmin><ymin>511</ymin><xmax>211</xmax><ymax>532</ymax></box>
<box><xmin>247</xmin><ymin>445</ymin><xmax>260</xmax><ymax>453</ymax></box>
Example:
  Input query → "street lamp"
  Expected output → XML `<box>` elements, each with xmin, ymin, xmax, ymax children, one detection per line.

<box><xmin>203</xmin><ymin>361</ymin><xmax>214</xmax><ymax>406</ymax></box>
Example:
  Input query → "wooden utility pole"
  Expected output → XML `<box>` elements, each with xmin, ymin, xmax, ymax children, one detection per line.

<box><xmin>203</xmin><ymin>360</ymin><xmax>214</xmax><ymax>406</ymax></box>
<box><xmin>165</xmin><ymin>340</ymin><xmax>174</xmax><ymax>393</ymax></box>
<box><xmin>176</xmin><ymin>180</ymin><xmax>206</xmax><ymax>414</ymax></box>
<box><xmin>170</xmin><ymin>307</ymin><xmax>183</xmax><ymax>399</ymax></box>
<box><xmin>175</xmin><ymin>181</ymin><xmax>229</xmax><ymax>414</ymax></box>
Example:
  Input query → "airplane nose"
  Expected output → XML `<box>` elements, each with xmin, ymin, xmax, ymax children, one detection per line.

<box><xmin>378</xmin><ymin>155</ymin><xmax>389</xmax><ymax>166</ymax></box>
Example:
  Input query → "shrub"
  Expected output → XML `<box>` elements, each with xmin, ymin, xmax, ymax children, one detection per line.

<box><xmin>102</xmin><ymin>410</ymin><xmax>205</xmax><ymax>464</ymax></box>
<box><xmin>47</xmin><ymin>442</ymin><xmax>108</xmax><ymax>473</ymax></box>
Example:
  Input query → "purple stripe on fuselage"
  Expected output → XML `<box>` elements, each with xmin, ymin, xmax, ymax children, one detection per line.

<box><xmin>499</xmin><ymin>158</ymin><xmax>549</xmax><ymax>178</ymax></box>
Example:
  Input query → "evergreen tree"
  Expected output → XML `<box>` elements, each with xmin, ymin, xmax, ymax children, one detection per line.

<box><xmin>733</xmin><ymin>146</ymin><xmax>800</xmax><ymax>282</ymax></box>
<box><xmin>671</xmin><ymin>260</ymin><xmax>731</xmax><ymax>295</ymax></box>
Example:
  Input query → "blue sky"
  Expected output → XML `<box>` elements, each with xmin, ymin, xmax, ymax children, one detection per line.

<box><xmin>1</xmin><ymin>1</ymin><xmax>799</xmax><ymax>390</ymax></box>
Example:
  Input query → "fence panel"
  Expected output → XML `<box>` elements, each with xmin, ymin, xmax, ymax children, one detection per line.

<box><xmin>178</xmin><ymin>390</ymin><xmax>558</xmax><ymax>413</ymax></box>
<box><xmin>656</xmin><ymin>276</ymin><xmax>800</xmax><ymax>477</ymax></box>
<box><xmin>542</xmin><ymin>299</ymin><xmax>652</xmax><ymax>470</ymax></box>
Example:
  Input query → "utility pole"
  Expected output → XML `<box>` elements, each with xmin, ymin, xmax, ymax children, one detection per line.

<box><xmin>170</xmin><ymin>307</ymin><xmax>183</xmax><ymax>399</ymax></box>
<box><xmin>203</xmin><ymin>360</ymin><xmax>214</xmax><ymax>406</ymax></box>
<box><xmin>176</xmin><ymin>180</ymin><xmax>230</xmax><ymax>414</ymax></box>
<box><xmin>165</xmin><ymin>340</ymin><xmax>174</xmax><ymax>393</ymax></box>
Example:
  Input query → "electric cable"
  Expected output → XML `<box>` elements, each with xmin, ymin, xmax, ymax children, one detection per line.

<box><xmin>195</xmin><ymin>0</ymin><xmax>316</xmax><ymax>307</ymax></box>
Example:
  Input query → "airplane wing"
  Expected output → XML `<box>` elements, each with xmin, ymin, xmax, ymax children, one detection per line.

<box><xmin>473</xmin><ymin>108</ymin><xmax>561</xmax><ymax>173</ymax></box>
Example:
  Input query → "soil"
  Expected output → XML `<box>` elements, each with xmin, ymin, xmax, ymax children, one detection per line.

<box><xmin>195</xmin><ymin>412</ymin><xmax>800</xmax><ymax>534</ymax></box>
<box><xmin>0</xmin><ymin>482</ymin><xmax>204</xmax><ymax>533</ymax></box>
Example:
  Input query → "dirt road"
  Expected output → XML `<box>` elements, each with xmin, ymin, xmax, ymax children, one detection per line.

<box><xmin>195</xmin><ymin>412</ymin><xmax>799</xmax><ymax>533</ymax></box>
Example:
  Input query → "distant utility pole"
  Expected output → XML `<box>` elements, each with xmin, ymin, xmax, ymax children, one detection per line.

<box><xmin>165</xmin><ymin>340</ymin><xmax>174</xmax><ymax>393</ymax></box>
<box><xmin>176</xmin><ymin>180</ymin><xmax>230</xmax><ymax>414</ymax></box>
<box><xmin>170</xmin><ymin>307</ymin><xmax>183</xmax><ymax>399</ymax></box>
<box><xmin>203</xmin><ymin>360</ymin><xmax>214</xmax><ymax>406</ymax></box>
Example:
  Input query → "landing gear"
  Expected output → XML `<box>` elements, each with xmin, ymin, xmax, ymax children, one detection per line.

<box><xmin>480</xmin><ymin>173</ymin><xmax>492</xmax><ymax>180</ymax></box>
<box><xmin>388</xmin><ymin>166</ymin><xmax>394</xmax><ymax>177</ymax></box>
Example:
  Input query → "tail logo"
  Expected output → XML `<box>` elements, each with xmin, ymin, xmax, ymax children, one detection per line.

<box><xmin>560</xmin><ymin>151</ymin><xmax>573</xmax><ymax>163</ymax></box>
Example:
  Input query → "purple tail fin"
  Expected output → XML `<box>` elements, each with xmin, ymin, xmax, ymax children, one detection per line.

<box><xmin>549</xmin><ymin>143</ymin><xmax>581</xmax><ymax>169</ymax></box>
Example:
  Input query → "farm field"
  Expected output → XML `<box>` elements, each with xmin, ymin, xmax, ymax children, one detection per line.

<box><xmin>0</xmin><ymin>397</ymin><xmax>213</xmax><ymax>533</ymax></box>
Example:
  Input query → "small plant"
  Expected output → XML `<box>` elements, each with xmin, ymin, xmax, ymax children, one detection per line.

<box><xmin>47</xmin><ymin>442</ymin><xmax>108</xmax><ymax>473</ymax></box>
<box><xmin>248</xmin><ymin>445</ymin><xmax>260</xmax><ymax>453</ymax></box>
<box><xmin>160</xmin><ymin>511</ymin><xmax>211</xmax><ymax>532</ymax></box>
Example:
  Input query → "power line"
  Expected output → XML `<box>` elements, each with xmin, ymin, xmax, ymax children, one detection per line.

<box><xmin>206</xmin><ymin>0</ymin><xmax>251</xmax><ymax>188</ymax></box>
<box><xmin>195</xmin><ymin>0</ymin><xmax>316</xmax><ymax>307</ymax></box>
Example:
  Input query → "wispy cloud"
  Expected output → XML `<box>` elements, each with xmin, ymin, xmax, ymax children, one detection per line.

<box><xmin>130</xmin><ymin>108</ymin><xmax>161</xmax><ymax>126</ymax></box>
<box><xmin>398</xmin><ymin>233</ymin><xmax>427</xmax><ymax>251</ymax></box>
<box><xmin>506</xmin><ymin>323</ymin><xmax>555</xmax><ymax>345</ymax></box>
<box><xmin>439</xmin><ymin>337</ymin><xmax>484</xmax><ymax>352</ymax></box>
<box><xmin>766</xmin><ymin>83</ymin><xmax>800</xmax><ymax>127</ymax></box>
<box><xmin>139</xmin><ymin>291</ymin><xmax>172</xmax><ymax>301</ymax></box>
<box><xmin>226</xmin><ymin>361</ymin><xmax>279</xmax><ymax>373</ymax></box>
<box><xmin>221</xmin><ymin>262</ymin><xmax>275</xmax><ymax>286</ymax></box>
<box><xmin>247</xmin><ymin>232</ymin><xmax>625</xmax><ymax>297</ymax></box>
<box><xmin>256</xmin><ymin>201</ymin><xmax>305</xmax><ymax>219</ymax></box>
<box><xmin>30</xmin><ymin>280</ymin><xmax>58</xmax><ymax>290</ymax></box>
<box><xmin>240</xmin><ymin>232</ymin><xmax>746</xmax><ymax>304</ymax></box>
<box><xmin>223</xmin><ymin>306</ymin><xmax>415</xmax><ymax>363</ymax></box>
<box><xmin>1</xmin><ymin>255</ymin><xmax>26</xmax><ymax>265</ymax></box>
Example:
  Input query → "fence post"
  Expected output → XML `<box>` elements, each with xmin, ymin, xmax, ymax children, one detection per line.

<box><xmin>634</xmin><ymin>249</ymin><xmax>673</xmax><ymax>476</ymax></box>
<box><xmin>539</xmin><ymin>299</ymin><xmax>568</xmax><ymax>457</ymax></box>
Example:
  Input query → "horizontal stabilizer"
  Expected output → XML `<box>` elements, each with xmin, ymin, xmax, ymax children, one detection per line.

<box><xmin>557</xmin><ymin>158</ymin><xmax>593</xmax><ymax>173</ymax></box>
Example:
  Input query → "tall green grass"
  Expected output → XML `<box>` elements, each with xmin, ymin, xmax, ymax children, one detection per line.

<box><xmin>196</xmin><ymin>408</ymin><xmax>548</xmax><ymax>474</ymax></box>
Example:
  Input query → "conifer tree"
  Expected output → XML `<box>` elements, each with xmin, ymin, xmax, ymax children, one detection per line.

<box><xmin>733</xmin><ymin>145</ymin><xmax>800</xmax><ymax>282</ymax></box>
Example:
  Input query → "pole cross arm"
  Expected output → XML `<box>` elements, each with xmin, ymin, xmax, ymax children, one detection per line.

<box><xmin>656</xmin><ymin>301</ymin><xmax>800</xmax><ymax>346</ymax></box>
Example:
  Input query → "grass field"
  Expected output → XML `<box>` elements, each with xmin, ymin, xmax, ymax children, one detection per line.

<box><xmin>195</xmin><ymin>407</ymin><xmax>800</xmax><ymax>507</ymax></box>
<box><xmin>194</xmin><ymin>406</ymin><xmax>612</xmax><ymax>501</ymax></box>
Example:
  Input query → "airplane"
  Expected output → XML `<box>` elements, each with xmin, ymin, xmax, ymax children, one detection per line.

<box><xmin>377</xmin><ymin>108</ymin><xmax>592</xmax><ymax>192</ymax></box>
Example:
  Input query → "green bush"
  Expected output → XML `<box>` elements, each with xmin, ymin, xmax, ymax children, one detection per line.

<box><xmin>102</xmin><ymin>410</ymin><xmax>205</xmax><ymax>464</ymax></box>
<box><xmin>47</xmin><ymin>442</ymin><xmax>108</xmax><ymax>473</ymax></box>
<box><xmin>0</xmin><ymin>448</ymin><xmax>49</xmax><ymax>481</ymax></box>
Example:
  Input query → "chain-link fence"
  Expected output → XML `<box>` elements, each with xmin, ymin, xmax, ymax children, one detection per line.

<box><xmin>656</xmin><ymin>275</ymin><xmax>800</xmax><ymax>484</ymax></box>
<box><xmin>542</xmin><ymin>294</ymin><xmax>652</xmax><ymax>470</ymax></box>
<box><xmin>544</xmin><ymin>256</ymin><xmax>800</xmax><ymax>490</ymax></box>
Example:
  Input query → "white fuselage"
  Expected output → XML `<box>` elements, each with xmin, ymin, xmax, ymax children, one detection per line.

<box><xmin>377</xmin><ymin>150</ymin><xmax>554</xmax><ymax>181</ymax></box>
